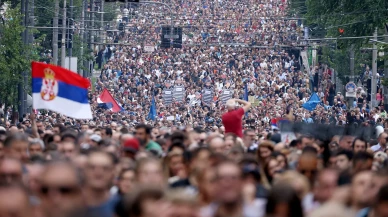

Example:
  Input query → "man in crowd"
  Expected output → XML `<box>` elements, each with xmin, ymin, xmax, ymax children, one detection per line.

<box><xmin>222</xmin><ymin>99</ymin><xmax>251</xmax><ymax>138</ymax></box>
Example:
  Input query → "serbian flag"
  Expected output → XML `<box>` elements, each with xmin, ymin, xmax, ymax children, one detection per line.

<box><xmin>98</xmin><ymin>88</ymin><xmax>123</xmax><ymax>112</ymax></box>
<box><xmin>32</xmin><ymin>62</ymin><xmax>93</xmax><ymax>119</ymax></box>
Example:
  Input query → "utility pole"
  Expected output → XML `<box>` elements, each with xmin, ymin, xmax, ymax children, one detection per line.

<box><xmin>18</xmin><ymin>0</ymin><xmax>29</xmax><ymax>119</ymax></box>
<box><xmin>29</xmin><ymin>0</ymin><xmax>34</xmax><ymax>44</ymax></box>
<box><xmin>384</xmin><ymin>24</ymin><xmax>388</xmax><ymax>112</ymax></box>
<box><xmin>52</xmin><ymin>0</ymin><xmax>59</xmax><ymax>65</ymax></box>
<box><xmin>100</xmin><ymin>0</ymin><xmax>104</xmax><ymax>44</ymax></box>
<box><xmin>348</xmin><ymin>44</ymin><xmax>355</xmax><ymax>109</ymax></box>
<box><xmin>371</xmin><ymin>28</ymin><xmax>378</xmax><ymax>109</ymax></box>
<box><xmin>69</xmin><ymin>0</ymin><xmax>73</xmax><ymax>57</ymax></box>
<box><xmin>61</xmin><ymin>0</ymin><xmax>67</xmax><ymax>67</ymax></box>
<box><xmin>80</xmin><ymin>0</ymin><xmax>85</xmax><ymax>76</ymax></box>
<box><xmin>89</xmin><ymin>0</ymin><xmax>95</xmax><ymax>77</ymax></box>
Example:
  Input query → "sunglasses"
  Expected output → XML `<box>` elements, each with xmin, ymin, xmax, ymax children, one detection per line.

<box><xmin>40</xmin><ymin>185</ymin><xmax>79</xmax><ymax>196</ymax></box>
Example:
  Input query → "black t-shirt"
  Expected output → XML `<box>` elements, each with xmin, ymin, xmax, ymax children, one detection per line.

<box><xmin>170</xmin><ymin>178</ymin><xmax>192</xmax><ymax>189</ymax></box>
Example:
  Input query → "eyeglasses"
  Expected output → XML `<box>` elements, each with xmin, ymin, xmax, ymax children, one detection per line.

<box><xmin>0</xmin><ymin>172</ymin><xmax>22</xmax><ymax>181</ymax></box>
<box><xmin>40</xmin><ymin>185</ymin><xmax>79</xmax><ymax>196</ymax></box>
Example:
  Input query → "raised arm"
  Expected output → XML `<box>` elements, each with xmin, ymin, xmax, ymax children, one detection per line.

<box><xmin>234</xmin><ymin>99</ymin><xmax>252</xmax><ymax>112</ymax></box>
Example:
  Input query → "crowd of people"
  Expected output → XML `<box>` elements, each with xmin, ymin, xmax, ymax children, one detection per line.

<box><xmin>2</xmin><ymin>0</ymin><xmax>388</xmax><ymax>217</ymax></box>
<box><xmin>3</xmin><ymin>107</ymin><xmax>388</xmax><ymax>217</ymax></box>
<box><xmin>91</xmin><ymin>0</ymin><xmax>314</xmax><ymax>132</ymax></box>
<box><xmin>90</xmin><ymin>0</ymin><xmax>388</xmax><ymax>132</ymax></box>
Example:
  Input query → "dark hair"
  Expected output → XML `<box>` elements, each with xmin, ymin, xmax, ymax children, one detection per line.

<box><xmin>4</xmin><ymin>133</ymin><xmax>28</xmax><ymax>148</ymax></box>
<box><xmin>29</xmin><ymin>155</ymin><xmax>47</xmax><ymax>164</ymax></box>
<box><xmin>170</xmin><ymin>131</ymin><xmax>187</xmax><ymax>144</ymax></box>
<box><xmin>53</xmin><ymin>124</ymin><xmax>66</xmax><ymax>133</ymax></box>
<box><xmin>336</xmin><ymin>149</ymin><xmax>354</xmax><ymax>161</ymax></box>
<box><xmin>120</xmin><ymin>128</ymin><xmax>129</xmax><ymax>134</ymax></box>
<box><xmin>266</xmin><ymin>182</ymin><xmax>304</xmax><ymax>217</ymax></box>
<box><xmin>105</xmin><ymin>128</ymin><xmax>113</xmax><ymax>136</ymax></box>
<box><xmin>352</xmin><ymin>137</ymin><xmax>367</xmax><ymax>150</ymax></box>
<box><xmin>301</xmin><ymin>146</ymin><xmax>318</xmax><ymax>155</ymax></box>
<box><xmin>43</xmin><ymin>134</ymin><xmax>54</xmax><ymax>146</ymax></box>
<box><xmin>243</xmin><ymin>129</ymin><xmax>255</xmax><ymax>135</ymax></box>
<box><xmin>376</xmin><ymin>185</ymin><xmax>388</xmax><ymax>205</ymax></box>
<box><xmin>155</xmin><ymin>138</ymin><xmax>166</xmax><ymax>147</ymax></box>
<box><xmin>167</xmin><ymin>141</ymin><xmax>185</xmax><ymax>153</ymax></box>
<box><xmin>353</xmin><ymin>151</ymin><xmax>373</xmax><ymax>166</ymax></box>
<box><xmin>271</xmin><ymin>151</ymin><xmax>289</xmax><ymax>169</ymax></box>
<box><xmin>135</xmin><ymin>124</ymin><xmax>152</xmax><ymax>135</ymax></box>
<box><xmin>61</xmin><ymin>131</ymin><xmax>78</xmax><ymax>143</ymax></box>
<box><xmin>98</xmin><ymin>138</ymin><xmax>115</xmax><ymax>147</ymax></box>
<box><xmin>125</xmin><ymin>187</ymin><xmax>164</xmax><ymax>217</ymax></box>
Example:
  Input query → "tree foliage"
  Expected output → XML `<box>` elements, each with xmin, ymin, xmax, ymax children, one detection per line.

<box><xmin>319</xmin><ymin>45</ymin><xmax>373</xmax><ymax>83</ymax></box>
<box><xmin>0</xmin><ymin>6</ymin><xmax>40</xmax><ymax>109</ymax></box>
<box><xmin>304</xmin><ymin>0</ymin><xmax>388</xmax><ymax>49</ymax></box>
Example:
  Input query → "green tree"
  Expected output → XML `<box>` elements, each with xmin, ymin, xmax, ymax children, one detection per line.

<box><xmin>0</xmin><ymin>6</ymin><xmax>40</xmax><ymax>110</ymax></box>
<box><xmin>304</xmin><ymin>0</ymin><xmax>388</xmax><ymax>49</ymax></box>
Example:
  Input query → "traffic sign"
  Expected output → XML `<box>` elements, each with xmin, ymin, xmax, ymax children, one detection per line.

<box><xmin>345</xmin><ymin>82</ymin><xmax>356</xmax><ymax>93</ymax></box>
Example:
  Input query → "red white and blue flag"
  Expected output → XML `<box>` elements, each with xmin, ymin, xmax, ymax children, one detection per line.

<box><xmin>97</xmin><ymin>88</ymin><xmax>123</xmax><ymax>113</ymax></box>
<box><xmin>32</xmin><ymin>62</ymin><xmax>93</xmax><ymax>119</ymax></box>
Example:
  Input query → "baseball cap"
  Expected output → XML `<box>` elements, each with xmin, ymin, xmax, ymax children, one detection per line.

<box><xmin>123</xmin><ymin>138</ymin><xmax>140</xmax><ymax>153</ymax></box>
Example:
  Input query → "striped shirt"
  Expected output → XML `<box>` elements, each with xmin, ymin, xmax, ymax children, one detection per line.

<box><xmin>202</xmin><ymin>87</ymin><xmax>214</xmax><ymax>106</ymax></box>
<box><xmin>162</xmin><ymin>87</ymin><xmax>174</xmax><ymax>105</ymax></box>
<box><xmin>220</xmin><ymin>88</ymin><xmax>234</xmax><ymax>104</ymax></box>
<box><xmin>173</xmin><ymin>85</ymin><xmax>185</xmax><ymax>103</ymax></box>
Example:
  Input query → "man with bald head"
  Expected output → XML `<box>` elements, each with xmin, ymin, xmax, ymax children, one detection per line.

<box><xmin>209</xmin><ymin>137</ymin><xmax>226</xmax><ymax>154</ymax></box>
<box><xmin>221</xmin><ymin>98</ymin><xmax>251</xmax><ymax>138</ymax></box>
<box><xmin>371</xmin><ymin>132</ymin><xmax>388</xmax><ymax>152</ymax></box>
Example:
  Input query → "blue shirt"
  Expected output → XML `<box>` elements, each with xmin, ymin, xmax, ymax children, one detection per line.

<box><xmin>86</xmin><ymin>196</ymin><xmax>120</xmax><ymax>217</ymax></box>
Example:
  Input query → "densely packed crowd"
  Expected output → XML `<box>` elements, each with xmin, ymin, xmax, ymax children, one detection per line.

<box><xmin>91</xmin><ymin>0</ymin><xmax>315</xmax><ymax>132</ymax></box>
<box><xmin>3</xmin><ymin>0</ymin><xmax>388</xmax><ymax>217</ymax></box>
<box><xmin>2</xmin><ymin>110</ymin><xmax>388</xmax><ymax>217</ymax></box>
<box><xmin>89</xmin><ymin>0</ymin><xmax>387</xmax><ymax>132</ymax></box>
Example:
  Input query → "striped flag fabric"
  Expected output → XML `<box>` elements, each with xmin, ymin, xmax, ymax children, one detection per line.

<box><xmin>31</xmin><ymin>62</ymin><xmax>92</xmax><ymax>119</ymax></box>
<box><xmin>220</xmin><ymin>88</ymin><xmax>233</xmax><ymax>104</ymax></box>
<box><xmin>202</xmin><ymin>86</ymin><xmax>214</xmax><ymax>106</ymax></box>
<box><xmin>98</xmin><ymin>88</ymin><xmax>123</xmax><ymax>113</ymax></box>
<box><xmin>162</xmin><ymin>87</ymin><xmax>174</xmax><ymax>106</ymax></box>
<box><xmin>173</xmin><ymin>84</ymin><xmax>185</xmax><ymax>103</ymax></box>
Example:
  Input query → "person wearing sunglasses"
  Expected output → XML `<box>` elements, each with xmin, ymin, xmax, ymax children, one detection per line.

<box><xmin>38</xmin><ymin>161</ymin><xmax>84</xmax><ymax>217</ymax></box>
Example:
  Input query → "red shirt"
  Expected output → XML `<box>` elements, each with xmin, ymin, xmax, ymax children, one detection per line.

<box><xmin>222</xmin><ymin>108</ymin><xmax>244</xmax><ymax>138</ymax></box>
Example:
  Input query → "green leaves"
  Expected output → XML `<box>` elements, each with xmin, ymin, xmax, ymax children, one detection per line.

<box><xmin>0</xmin><ymin>5</ymin><xmax>40</xmax><ymax>108</ymax></box>
<box><xmin>303</xmin><ymin>0</ymin><xmax>388</xmax><ymax>49</ymax></box>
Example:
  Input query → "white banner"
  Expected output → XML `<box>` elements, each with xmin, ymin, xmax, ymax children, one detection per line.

<box><xmin>300</xmin><ymin>51</ymin><xmax>311</xmax><ymax>75</ymax></box>
<box><xmin>144</xmin><ymin>45</ymin><xmax>155</xmax><ymax>52</ymax></box>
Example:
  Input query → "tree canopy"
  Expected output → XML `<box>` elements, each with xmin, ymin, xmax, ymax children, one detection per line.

<box><xmin>290</xmin><ymin>0</ymin><xmax>388</xmax><ymax>49</ymax></box>
<box><xmin>0</xmin><ymin>6</ymin><xmax>40</xmax><ymax>109</ymax></box>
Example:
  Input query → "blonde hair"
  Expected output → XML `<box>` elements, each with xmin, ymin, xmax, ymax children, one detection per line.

<box><xmin>165</xmin><ymin>188</ymin><xmax>198</xmax><ymax>207</ymax></box>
